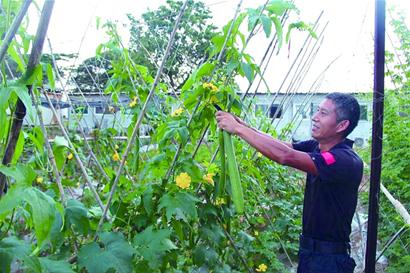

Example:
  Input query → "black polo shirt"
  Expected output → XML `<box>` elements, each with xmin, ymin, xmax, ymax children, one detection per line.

<box><xmin>292</xmin><ymin>138</ymin><xmax>363</xmax><ymax>243</ymax></box>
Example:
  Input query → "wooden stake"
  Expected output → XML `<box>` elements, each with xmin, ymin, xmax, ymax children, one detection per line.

<box><xmin>0</xmin><ymin>0</ymin><xmax>55</xmax><ymax>196</ymax></box>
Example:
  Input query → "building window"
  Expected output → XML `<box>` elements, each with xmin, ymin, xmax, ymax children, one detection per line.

<box><xmin>255</xmin><ymin>104</ymin><xmax>268</xmax><ymax>114</ymax></box>
<box><xmin>294</xmin><ymin>104</ymin><xmax>309</xmax><ymax>119</ymax></box>
<box><xmin>95</xmin><ymin>105</ymin><xmax>105</xmax><ymax>114</ymax></box>
<box><xmin>73</xmin><ymin>105</ymin><xmax>88</xmax><ymax>114</ymax></box>
<box><xmin>310</xmin><ymin>103</ymin><xmax>319</xmax><ymax>117</ymax></box>
<box><xmin>255</xmin><ymin>104</ymin><xmax>282</xmax><ymax>118</ymax></box>
<box><xmin>359</xmin><ymin>105</ymin><xmax>368</xmax><ymax>120</ymax></box>
<box><xmin>269</xmin><ymin>104</ymin><xmax>282</xmax><ymax>119</ymax></box>
<box><xmin>95</xmin><ymin>105</ymin><xmax>119</xmax><ymax>114</ymax></box>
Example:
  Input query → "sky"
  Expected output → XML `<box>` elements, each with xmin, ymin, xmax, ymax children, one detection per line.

<box><xmin>32</xmin><ymin>0</ymin><xmax>410</xmax><ymax>93</ymax></box>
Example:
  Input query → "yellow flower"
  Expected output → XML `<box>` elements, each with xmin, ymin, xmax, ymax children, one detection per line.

<box><xmin>176</xmin><ymin>172</ymin><xmax>191</xmax><ymax>189</ymax></box>
<box><xmin>109</xmin><ymin>106</ymin><xmax>116</xmax><ymax>113</ymax></box>
<box><xmin>203</xmin><ymin>82</ymin><xmax>218</xmax><ymax>93</ymax></box>
<box><xmin>210</xmin><ymin>95</ymin><xmax>218</xmax><ymax>103</ymax></box>
<box><xmin>129</xmin><ymin>97</ymin><xmax>138</xmax><ymax>107</ymax></box>
<box><xmin>254</xmin><ymin>230</ymin><xmax>259</xmax><ymax>236</ymax></box>
<box><xmin>214</xmin><ymin>197</ymin><xmax>226</xmax><ymax>206</ymax></box>
<box><xmin>112</xmin><ymin>152</ymin><xmax>120</xmax><ymax>161</ymax></box>
<box><xmin>257</xmin><ymin>152</ymin><xmax>263</xmax><ymax>158</ymax></box>
<box><xmin>67</xmin><ymin>153</ymin><xmax>74</xmax><ymax>160</ymax></box>
<box><xmin>171</xmin><ymin>107</ymin><xmax>184</xmax><ymax>117</ymax></box>
<box><xmin>203</xmin><ymin>173</ymin><xmax>215</xmax><ymax>186</ymax></box>
<box><xmin>256</xmin><ymin>263</ymin><xmax>268</xmax><ymax>272</ymax></box>
<box><xmin>36</xmin><ymin>176</ymin><xmax>43</xmax><ymax>184</ymax></box>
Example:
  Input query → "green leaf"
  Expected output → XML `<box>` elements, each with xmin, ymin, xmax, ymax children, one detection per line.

<box><xmin>133</xmin><ymin>226</ymin><xmax>177</xmax><ymax>269</ymax></box>
<box><xmin>39</xmin><ymin>257</ymin><xmax>75</xmax><ymax>273</ymax></box>
<box><xmin>28</xmin><ymin>126</ymin><xmax>45</xmax><ymax>153</ymax></box>
<box><xmin>0</xmin><ymin>186</ymin><xmax>25</xmax><ymax>220</ymax></box>
<box><xmin>23</xmin><ymin>64</ymin><xmax>43</xmax><ymax>86</ymax></box>
<box><xmin>53</xmin><ymin>136</ymin><xmax>70</xmax><ymax>148</ymax></box>
<box><xmin>196</xmin><ymin>62</ymin><xmax>215</xmax><ymax>80</ymax></box>
<box><xmin>0</xmin><ymin>237</ymin><xmax>32</xmax><ymax>273</ymax></box>
<box><xmin>176</xmin><ymin>127</ymin><xmax>189</xmax><ymax>145</ymax></box>
<box><xmin>7</xmin><ymin>42</ymin><xmax>25</xmax><ymax>72</ymax></box>
<box><xmin>0</xmin><ymin>167</ymin><xmax>57</xmax><ymax>246</ymax></box>
<box><xmin>286</xmin><ymin>21</ymin><xmax>317</xmax><ymax>43</ymax></box>
<box><xmin>49</xmin><ymin>212</ymin><xmax>65</xmax><ymax>250</ymax></box>
<box><xmin>210</xmin><ymin>35</ymin><xmax>225</xmax><ymax>57</ymax></box>
<box><xmin>0</xmin><ymin>104</ymin><xmax>8</xmax><ymax>141</ymax></box>
<box><xmin>260</xmin><ymin>14</ymin><xmax>272</xmax><ymax>37</ymax></box>
<box><xmin>0</xmin><ymin>236</ymin><xmax>41</xmax><ymax>273</ymax></box>
<box><xmin>241</xmin><ymin>62</ymin><xmax>254</xmax><ymax>83</ymax></box>
<box><xmin>24</xmin><ymin>188</ymin><xmax>56</xmax><ymax>247</ymax></box>
<box><xmin>158</xmin><ymin>192</ymin><xmax>199</xmax><ymax>222</ymax></box>
<box><xmin>45</xmin><ymin>63</ymin><xmax>56</xmax><ymax>90</ymax></box>
<box><xmin>0</xmin><ymin>87</ymin><xmax>12</xmax><ymax>109</ymax></box>
<box><xmin>78</xmin><ymin>232</ymin><xmax>135</xmax><ymax>273</ymax></box>
<box><xmin>272</xmin><ymin>16</ymin><xmax>283</xmax><ymax>49</ymax></box>
<box><xmin>65</xmin><ymin>199</ymin><xmax>90</xmax><ymax>234</ymax></box>
<box><xmin>12</xmin><ymin>83</ymin><xmax>34</xmax><ymax>115</ymax></box>
<box><xmin>193</xmin><ymin>244</ymin><xmax>218</xmax><ymax>267</ymax></box>
<box><xmin>181</xmin><ymin>76</ymin><xmax>194</xmax><ymax>92</ymax></box>
<box><xmin>142</xmin><ymin>186</ymin><xmax>153</xmax><ymax>215</ymax></box>
<box><xmin>11</xmin><ymin>131</ymin><xmax>25</xmax><ymax>164</ymax></box>
<box><xmin>52</xmin><ymin>136</ymin><xmax>70</xmax><ymax>170</ymax></box>
<box><xmin>0</xmin><ymin>164</ymin><xmax>36</xmax><ymax>187</ymax></box>
<box><xmin>247</xmin><ymin>8</ymin><xmax>261</xmax><ymax>32</ymax></box>
<box><xmin>266</xmin><ymin>0</ymin><xmax>296</xmax><ymax>16</ymax></box>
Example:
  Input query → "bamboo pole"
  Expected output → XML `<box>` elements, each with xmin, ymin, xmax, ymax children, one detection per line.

<box><xmin>0</xmin><ymin>0</ymin><xmax>54</xmax><ymax>196</ymax></box>
<box><xmin>32</xmin><ymin>93</ymin><xmax>66</xmax><ymax>202</ymax></box>
<box><xmin>0</xmin><ymin>0</ymin><xmax>32</xmax><ymax>63</ymax></box>
<box><xmin>381</xmin><ymin>183</ymin><xmax>410</xmax><ymax>225</ymax></box>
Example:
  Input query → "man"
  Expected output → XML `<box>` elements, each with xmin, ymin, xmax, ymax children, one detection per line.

<box><xmin>215</xmin><ymin>92</ymin><xmax>363</xmax><ymax>273</ymax></box>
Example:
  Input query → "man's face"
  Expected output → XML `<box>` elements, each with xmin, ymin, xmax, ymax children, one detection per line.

<box><xmin>311</xmin><ymin>99</ymin><xmax>342</xmax><ymax>141</ymax></box>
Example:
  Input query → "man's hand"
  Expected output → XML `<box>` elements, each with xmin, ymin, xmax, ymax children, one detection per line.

<box><xmin>215</xmin><ymin>111</ymin><xmax>242</xmax><ymax>134</ymax></box>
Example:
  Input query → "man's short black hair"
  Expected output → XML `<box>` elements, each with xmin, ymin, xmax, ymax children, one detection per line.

<box><xmin>325</xmin><ymin>92</ymin><xmax>360</xmax><ymax>138</ymax></box>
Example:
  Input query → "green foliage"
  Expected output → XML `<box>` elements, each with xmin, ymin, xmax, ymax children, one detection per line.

<box><xmin>39</xmin><ymin>258</ymin><xmax>75</xmax><ymax>273</ymax></box>
<box><xmin>64</xmin><ymin>199</ymin><xmax>90</xmax><ymax>235</ymax></box>
<box><xmin>78</xmin><ymin>232</ymin><xmax>136</xmax><ymax>273</ymax></box>
<box><xmin>0</xmin><ymin>0</ymin><xmax>313</xmax><ymax>271</ymax></box>
<box><xmin>133</xmin><ymin>226</ymin><xmax>177</xmax><ymax>269</ymax></box>
<box><xmin>0</xmin><ymin>165</ymin><xmax>57</xmax><ymax>247</ymax></box>
<box><xmin>158</xmin><ymin>192</ymin><xmax>199</xmax><ymax>222</ymax></box>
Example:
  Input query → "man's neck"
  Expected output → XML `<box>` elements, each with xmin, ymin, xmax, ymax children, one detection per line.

<box><xmin>318</xmin><ymin>137</ymin><xmax>344</xmax><ymax>151</ymax></box>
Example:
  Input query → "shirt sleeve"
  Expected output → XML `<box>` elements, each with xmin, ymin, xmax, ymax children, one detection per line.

<box><xmin>307</xmin><ymin>149</ymin><xmax>358</xmax><ymax>184</ymax></box>
<box><xmin>292</xmin><ymin>140</ymin><xmax>317</xmax><ymax>153</ymax></box>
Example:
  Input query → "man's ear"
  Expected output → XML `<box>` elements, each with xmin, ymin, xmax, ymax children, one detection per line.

<box><xmin>336</xmin><ymin>120</ymin><xmax>350</xmax><ymax>134</ymax></box>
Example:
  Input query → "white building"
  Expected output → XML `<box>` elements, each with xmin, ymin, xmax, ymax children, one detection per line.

<box><xmin>25</xmin><ymin>92</ymin><xmax>372</xmax><ymax>146</ymax></box>
<box><xmin>244</xmin><ymin>92</ymin><xmax>371</xmax><ymax>146</ymax></box>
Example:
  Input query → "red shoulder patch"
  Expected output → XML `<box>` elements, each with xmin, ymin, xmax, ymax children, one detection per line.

<box><xmin>321</xmin><ymin>151</ymin><xmax>336</xmax><ymax>165</ymax></box>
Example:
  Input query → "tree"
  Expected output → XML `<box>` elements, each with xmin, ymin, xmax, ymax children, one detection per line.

<box><xmin>127</xmin><ymin>0</ymin><xmax>217</xmax><ymax>90</ymax></box>
<box><xmin>70</xmin><ymin>52</ymin><xmax>113</xmax><ymax>93</ymax></box>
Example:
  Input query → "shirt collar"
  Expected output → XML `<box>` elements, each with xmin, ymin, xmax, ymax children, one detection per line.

<box><xmin>332</xmin><ymin>138</ymin><xmax>354</xmax><ymax>149</ymax></box>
